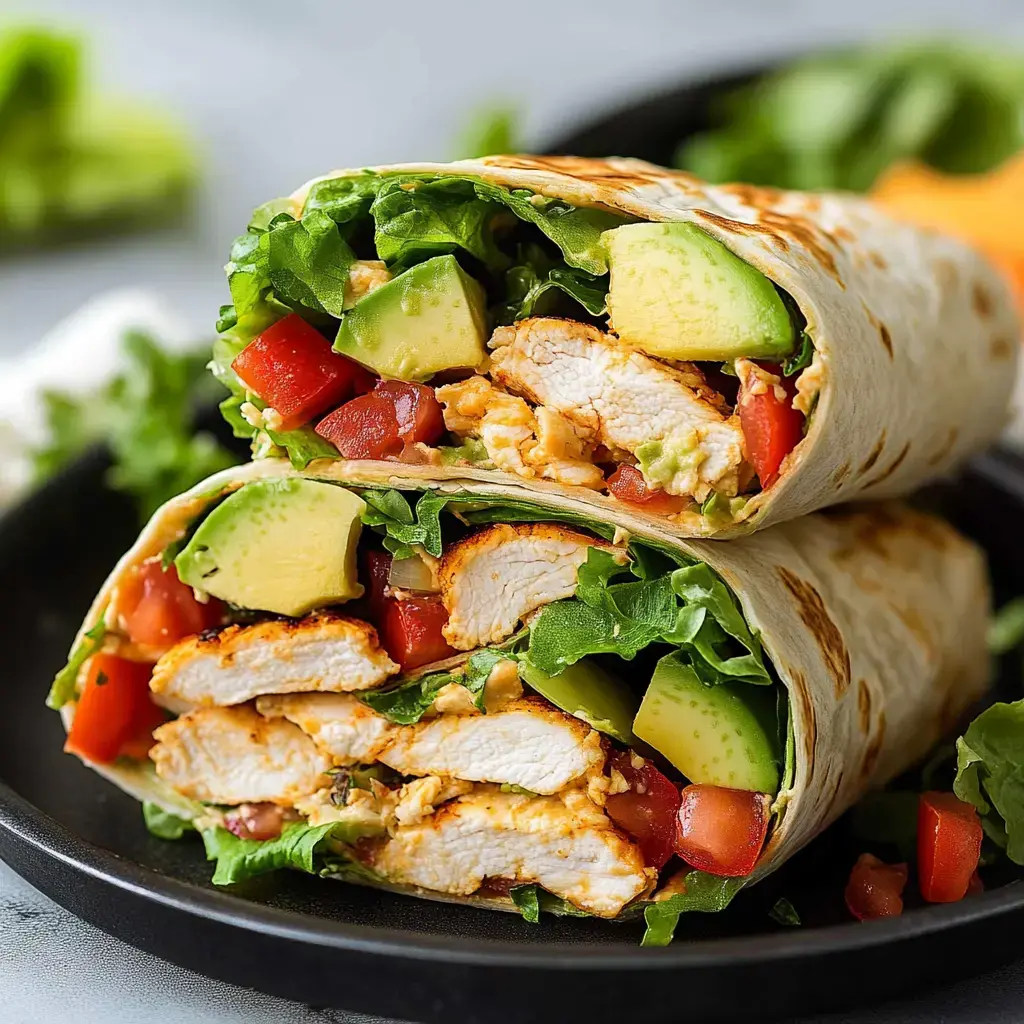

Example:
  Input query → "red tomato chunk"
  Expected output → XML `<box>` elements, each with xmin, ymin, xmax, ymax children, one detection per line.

<box><xmin>674</xmin><ymin>784</ymin><xmax>770</xmax><ymax>877</ymax></box>
<box><xmin>918</xmin><ymin>791</ymin><xmax>983</xmax><ymax>904</ymax></box>
<box><xmin>604</xmin><ymin>750</ymin><xmax>682</xmax><ymax>868</ymax></box>
<box><xmin>845</xmin><ymin>853</ymin><xmax>908</xmax><ymax>921</ymax></box>
<box><xmin>362</xmin><ymin>550</ymin><xmax>455</xmax><ymax>671</ymax></box>
<box><xmin>232</xmin><ymin>314</ymin><xmax>373</xmax><ymax>431</ymax></box>
<box><xmin>120</xmin><ymin>558</ymin><xmax>226</xmax><ymax>649</ymax></box>
<box><xmin>737</xmin><ymin>362</ymin><xmax>804</xmax><ymax>490</ymax></box>
<box><xmin>316</xmin><ymin>381</ymin><xmax>445</xmax><ymax>460</ymax></box>
<box><xmin>64</xmin><ymin>654</ymin><xmax>166</xmax><ymax>765</ymax></box>
<box><xmin>606</xmin><ymin>464</ymin><xmax>689</xmax><ymax>515</ymax></box>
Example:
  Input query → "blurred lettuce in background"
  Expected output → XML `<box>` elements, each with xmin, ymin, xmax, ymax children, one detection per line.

<box><xmin>452</xmin><ymin>102</ymin><xmax>522</xmax><ymax>159</ymax></box>
<box><xmin>675</xmin><ymin>41</ymin><xmax>1024</xmax><ymax>192</ymax></box>
<box><xmin>0</xmin><ymin>25</ymin><xmax>196</xmax><ymax>247</ymax></box>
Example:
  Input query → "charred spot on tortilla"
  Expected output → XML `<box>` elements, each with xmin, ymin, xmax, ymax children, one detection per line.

<box><xmin>776</xmin><ymin>567</ymin><xmax>851</xmax><ymax>698</ymax></box>
<box><xmin>856</xmin><ymin>679</ymin><xmax>872</xmax><ymax>736</ymax></box>
<box><xmin>480</xmin><ymin>155</ymin><xmax>670</xmax><ymax>192</ymax></box>
<box><xmin>863</xmin><ymin>441</ymin><xmax>911</xmax><ymax>489</ymax></box>
<box><xmin>857</xmin><ymin>432</ymin><xmax>887</xmax><ymax>476</ymax></box>
<box><xmin>860</xmin><ymin>712</ymin><xmax>887</xmax><ymax>781</ymax></box>
<box><xmin>972</xmin><ymin>280</ymin><xmax>994</xmax><ymax>320</ymax></box>
<box><xmin>789</xmin><ymin>669</ymin><xmax>816</xmax><ymax>769</ymax></box>
<box><xmin>990</xmin><ymin>335</ymin><xmax>1014</xmax><ymax>360</ymax></box>
<box><xmin>932</xmin><ymin>257</ymin><xmax>958</xmax><ymax>290</ymax></box>
<box><xmin>877</xmin><ymin>323</ymin><xmax>893</xmax><ymax>359</ymax></box>
<box><xmin>718</xmin><ymin>182</ymin><xmax>786</xmax><ymax>210</ymax></box>
<box><xmin>830</xmin><ymin>461</ymin><xmax>852</xmax><ymax>487</ymax></box>
<box><xmin>868</xmin><ymin>251</ymin><xmax>887</xmax><ymax>270</ymax></box>
<box><xmin>926</xmin><ymin>426</ymin><xmax>960</xmax><ymax>467</ymax></box>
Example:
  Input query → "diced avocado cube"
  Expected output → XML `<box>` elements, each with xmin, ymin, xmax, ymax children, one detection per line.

<box><xmin>634</xmin><ymin>653</ymin><xmax>780</xmax><ymax>793</ymax></box>
<box><xmin>334</xmin><ymin>254</ymin><xmax>488</xmax><ymax>380</ymax></box>
<box><xmin>519</xmin><ymin>658</ymin><xmax>639</xmax><ymax>745</ymax></box>
<box><xmin>175</xmin><ymin>478</ymin><xmax>365</xmax><ymax>618</ymax></box>
<box><xmin>602</xmin><ymin>222</ymin><xmax>796</xmax><ymax>362</ymax></box>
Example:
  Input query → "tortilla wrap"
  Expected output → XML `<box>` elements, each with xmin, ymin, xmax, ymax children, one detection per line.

<box><xmin>56</xmin><ymin>458</ymin><xmax>991</xmax><ymax>918</ymax></box>
<box><xmin>215</xmin><ymin>155</ymin><xmax>1019</xmax><ymax>538</ymax></box>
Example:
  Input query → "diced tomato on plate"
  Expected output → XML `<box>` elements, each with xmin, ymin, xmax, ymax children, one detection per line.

<box><xmin>232</xmin><ymin>313</ymin><xmax>374</xmax><ymax>431</ymax></box>
<box><xmin>674</xmin><ymin>784</ymin><xmax>771</xmax><ymax>877</ymax></box>
<box><xmin>606</xmin><ymin>464</ymin><xmax>689</xmax><ymax>515</ymax></box>
<box><xmin>604</xmin><ymin>750</ymin><xmax>682</xmax><ymax>868</ymax></box>
<box><xmin>119</xmin><ymin>559</ymin><xmax>225</xmax><ymax>649</ymax></box>
<box><xmin>64</xmin><ymin>654</ymin><xmax>166</xmax><ymax>765</ymax></box>
<box><xmin>845</xmin><ymin>853</ymin><xmax>908</xmax><ymax>920</ymax></box>
<box><xmin>918</xmin><ymin>791</ymin><xmax>983</xmax><ymax>903</ymax></box>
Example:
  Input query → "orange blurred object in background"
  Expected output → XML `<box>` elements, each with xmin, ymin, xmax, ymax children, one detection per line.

<box><xmin>872</xmin><ymin>152</ymin><xmax>1024</xmax><ymax>309</ymax></box>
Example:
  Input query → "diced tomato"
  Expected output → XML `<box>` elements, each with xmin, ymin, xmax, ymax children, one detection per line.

<box><xmin>64</xmin><ymin>654</ymin><xmax>166</xmax><ymax>765</ymax></box>
<box><xmin>374</xmin><ymin>380</ymin><xmax>445</xmax><ymax>446</ymax></box>
<box><xmin>737</xmin><ymin>362</ymin><xmax>805</xmax><ymax>489</ymax></box>
<box><xmin>606</xmin><ymin>464</ymin><xmax>690</xmax><ymax>515</ymax></box>
<box><xmin>232</xmin><ymin>314</ymin><xmax>374</xmax><ymax>431</ymax></box>
<box><xmin>316</xmin><ymin>392</ymin><xmax>403</xmax><ymax>459</ymax></box>
<box><xmin>119</xmin><ymin>558</ymin><xmax>226</xmax><ymax>649</ymax></box>
<box><xmin>604</xmin><ymin>750</ymin><xmax>682</xmax><ymax>868</ymax></box>
<box><xmin>845</xmin><ymin>853</ymin><xmax>908</xmax><ymax>921</ymax></box>
<box><xmin>315</xmin><ymin>381</ymin><xmax>444</xmax><ymax>460</ymax></box>
<box><xmin>918</xmin><ymin>791</ymin><xmax>983</xmax><ymax>903</ymax></box>
<box><xmin>379</xmin><ymin>596</ymin><xmax>456</xmax><ymax>672</ymax></box>
<box><xmin>363</xmin><ymin>549</ymin><xmax>393</xmax><ymax>619</ymax></box>
<box><xmin>674</xmin><ymin>784</ymin><xmax>770</xmax><ymax>877</ymax></box>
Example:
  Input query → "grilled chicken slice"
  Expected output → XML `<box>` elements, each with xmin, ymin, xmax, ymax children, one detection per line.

<box><xmin>149</xmin><ymin>613</ymin><xmax>399</xmax><ymax>707</ymax></box>
<box><xmin>437</xmin><ymin>523</ymin><xmax>627</xmax><ymax>650</ymax></box>
<box><xmin>257</xmin><ymin>693</ymin><xmax>605</xmax><ymax>795</ymax></box>
<box><xmin>489</xmin><ymin>317</ymin><xmax>746</xmax><ymax>501</ymax></box>
<box><xmin>366</xmin><ymin>786</ymin><xmax>655</xmax><ymax>917</ymax></box>
<box><xmin>150</xmin><ymin>705</ymin><xmax>330</xmax><ymax>805</ymax></box>
<box><xmin>436</xmin><ymin>375</ymin><xmax>605</xmax><ymax>489</ymax></box>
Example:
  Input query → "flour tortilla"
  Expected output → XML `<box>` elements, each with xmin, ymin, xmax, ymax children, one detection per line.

<box><xmin>61</xmin><ymin>459</ymin><xmax>991</xmax><ymax>905</ymax></box>
<box><xmin>276</xmin><ymin>155</ymin><xmax>1021</xmax><ymax>538</ymax></box>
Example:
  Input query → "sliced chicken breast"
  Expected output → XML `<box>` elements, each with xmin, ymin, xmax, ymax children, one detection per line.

<box><xmin>150</xmin><ymin>613</ymin><xmax>399</xmax><ymax>707</ymax></box>
<box><xmin>257</xmin><ymin>692</ymin><xmax>394</xmax><ymax>764</ymax></box>
<box><xmin>437</xmin><ymin>523</ymin><xmax>627</xmax><ymax>650</ymax></box>
<box><xmin>489</xmin><ymin>317</ymin><xmax>746</xmax><ymax>500</ymax></box>
<box><xmin>436</xmin><ymin>375</ymin><xmax>605</xmax><ymax>489</ymax></box>
<box><xmin>366</xmin><ymin>786</ymin><xmax>655</xmax><ymax>917</ymax></box>
<box><xmin>151</xmin><ymin>705</ymin><xmax>330</xmax><ymax>805</ymax></box>
<box><xmin>259</xmin><ymin>692</ymin><xmax>605</xmax><ymax>795</ymax></box>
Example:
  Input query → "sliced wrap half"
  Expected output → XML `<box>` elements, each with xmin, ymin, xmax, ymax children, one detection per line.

<box><xmin>211</xmin><ymin>155</ymin><xmax>1018</xmax><ymax>537</ymax></box>
<box><xmin>50</xmin><ymin>460</ymin><xmax>991</xmax><ymax>943</ymax></box>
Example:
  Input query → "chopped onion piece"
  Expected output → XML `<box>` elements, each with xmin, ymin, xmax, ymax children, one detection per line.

<box><xmin>387</xmin><ymin>553</ymin><xmax>439</xmax><ymax>593</ymax></box>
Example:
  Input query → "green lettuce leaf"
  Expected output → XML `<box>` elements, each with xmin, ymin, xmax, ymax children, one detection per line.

<box><xmin>32</xmin><ymin>331</ymin><xmax>237</xmax><ymax>520</ymax></box>
<box><xmin>264</xmin><ymin>425</ymin><xmax>339</xmax><ymax>469</ymax></box>
<box><xmin>46</xmin><ymin>613</ymin><xmax>107</xmax><ymax>710</ymax></box>
<box><xmin>495</xmin><ymin>251</ymin><xmax>607</xmax><ymax>324</ymax></box>
<box><xmin>453</xmin><ymin>104</ymin><xmax>522</xmax><ymax>160</ymax></box>
<box><xmin>769</xmin><ymin>897</ymin><xmax>801</xmax><ymax>926</ymax></box>
<box><xmin>143</xmin><ymin>802</ymin><xmax>196</xmax><ymax>840</ymax></box>
<box><xmin>782</xmin><ymin>333</ymin><xmax>814</xmax><ymax>376</ymax></box>
<box><xmin>989</xmin><ymin>597</ymin><xmax>1024</xmax><ymax>655</ymax></box>
<box><xmin>370</xmin><ymin>177</ymin><xmax>507</xmax><ymax>270</ymax></box>
<box><xmin>508</xmin><ymin>884</ymin><xmax>590</xmax><ymax>923</ymax></box>
<box><xmin>359</xmin><ymin>488</ymin><xmax>449</xmax><ymax>559</ymax></box>
<box><xmin>360</xmin><ymin>650</ymin><xmax>511</xmax><ymax>724</ymax></box>
<box><xmin>437</xmin><ymin>438</ymin><xmax>493</xmax><ymax>467</ymax></box>
<box><xmin>201</xmin><ymin>821</ymin><xmax>343</xmax><ymax>885</ymax></box>
<box><xmin>954</xmin><ymin>700</ymin><xmax>1024</xmax><ymax>862</ymax></box>
<box><xmin>641</xmin><ymin>873</ymin><xmax>745</xmax><ymax>947</ymax></box>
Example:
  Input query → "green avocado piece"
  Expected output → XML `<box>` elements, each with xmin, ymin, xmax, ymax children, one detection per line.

<box><xmin>602</xmin><ymin>222</ymin><xmax>796</xmax><ymax>362</ymax></box>
<box><xmin>519</xmin><ymin>658</ymin><xmax>639</xmax><ymax>745</ymax></box>
<box><xmin>633</xmin><ymin>653</ymin><xmax>780</xmax><ymax>793</ymax></box>
<box><xmin>334</xmin><ymin>254</ymin><xmax>488</xmax><ymax>380</ymax></box>
<box><xmin>175</xmin><ymin>478</ymin><xmax>365</xmax><ymax>617</ymax></box>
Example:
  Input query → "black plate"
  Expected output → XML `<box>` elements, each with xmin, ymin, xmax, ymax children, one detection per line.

<box><xmin>3</xmin><ymin>77</ymin><xmax>1024</xmax><ymax>1023</ymax></box>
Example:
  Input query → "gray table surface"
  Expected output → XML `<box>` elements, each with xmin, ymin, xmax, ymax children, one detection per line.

<box><xmin>3</xmin><ymin>0</ymin><xmax>1024</xmax><ymax>1020</ymax></box>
